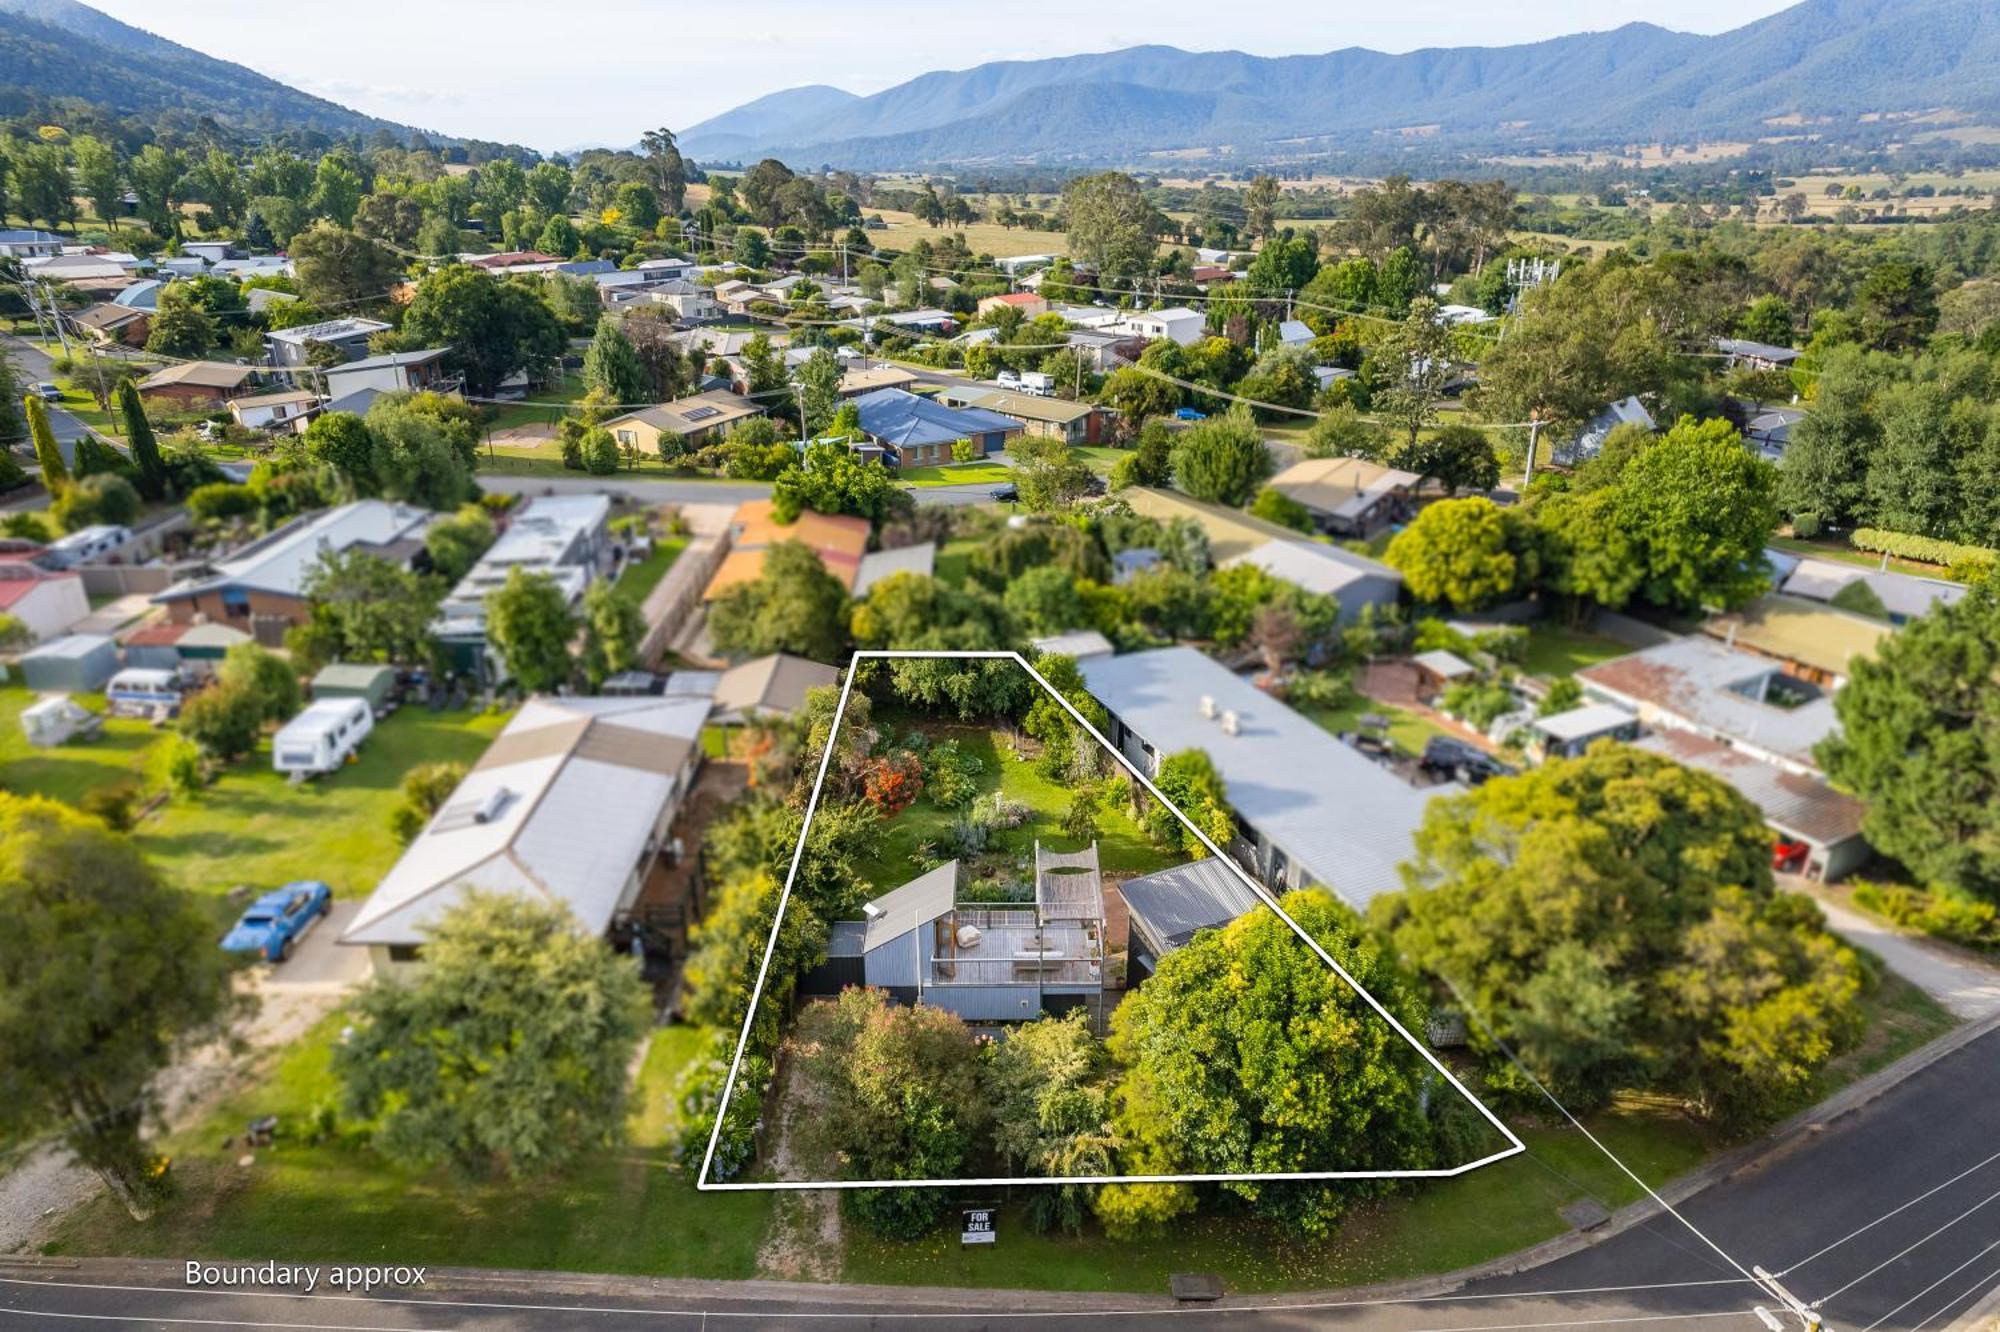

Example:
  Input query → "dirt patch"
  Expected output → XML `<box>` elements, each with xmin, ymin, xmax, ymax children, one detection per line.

<box><xmin>752</xmin><ymin>1044</ymin><xmax>841</xmax><ymax>1281</ymax></box>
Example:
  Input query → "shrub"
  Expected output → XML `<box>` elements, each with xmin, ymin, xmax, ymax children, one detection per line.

<box><xmin>972</xmin><ymin>791</ymin><xmax>1030</xmax><ymax>831</ymax></box>
<box><xmin>1440</xmin><ymin>679</ymin><xmax>1517</xmax><ymax>730</ymax></box>
<box><xmin>1851</xmin><ymin>882</ymin><xmax>2000</xmax><ymax>951</ymax></box>
<box><xmin>391</xmin><ymin>760</ymin><xmax>468</xmax><ymax>841</ymax></box>
<box><xmin>1280</xmin><ymin>669</ymin><xmax>1356</xmax><ymax>711</ymax></box>
<box><xmin>671</xmin><ymin>1033</ymin><xmax>767</xmax><ymax>1181</ymax></box>
<box><xmin>925</xmin><ymin>739</ymin><xmax>984</xmax><ymax>809</ymax></box>
<box><xmin>53</xmin><ymin>472</ymin><xmax>142</xmax><ymax>531</ymax></box>
<box><xmin>1249</xmin><ymin>486</ymin><xmax>1314</xmax><ymax>532</ymax></box>
<box><xmin>1849</xmin><ymin>528</ymin><xmax>1996</xmax><ymax>571</ymax></box>
<box><xmin>861</xmin><ymin>751</ymin><xmax>923</xmax><ymax>815</ymax></box>
<box><xmin>79</xmin><ymin>782</ymin><xmax>142</xmax><ymax>832</ymax></box>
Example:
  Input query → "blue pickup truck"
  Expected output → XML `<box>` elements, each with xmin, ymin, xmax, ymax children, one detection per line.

<box><xmin>220</xmin><ymin>881</ymin><xmax>333</xmax><ymax>963</ymax></box>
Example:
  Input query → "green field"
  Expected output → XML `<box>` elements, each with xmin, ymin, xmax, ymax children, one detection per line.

<box><xmin>1520</xmin><ymin>625</ymin><xmax>1631</xmax><ymax>679</ymax></box>
<box><xmin>897</xmin><ymin>460</ymin><xmax>1015</xmax><ymax>487</ymax></box>
<box><xmin>47</xmin><ymin>1018</ymin><xmax>774</xmax><ymax>1279</ymax></box>
<box><xmin>0</xmin><ymin>687</ymin><xmax>163</xmax><ymax>806</ymax></box>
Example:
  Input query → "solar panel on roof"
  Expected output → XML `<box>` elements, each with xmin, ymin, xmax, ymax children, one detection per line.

<box><xmin>681</xmin><ymin>405</ymin><xmax>721</xmax><ymax>422</ymax></box>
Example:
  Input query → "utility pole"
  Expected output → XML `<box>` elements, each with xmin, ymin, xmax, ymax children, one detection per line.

<box><xmin>1523</xmin><ymin>414</ymin><xmax>1541</xmax><ymax>489</ymax></box>
<box><xmin>1751</xmin><ymin>1267</ymin><xmax>1823</xmax><ymax>1332</ymax></box>
<box><xmin>43</xmin><ymin>281</ymin><xmax>73</xmax><ymax>359</ymax></box>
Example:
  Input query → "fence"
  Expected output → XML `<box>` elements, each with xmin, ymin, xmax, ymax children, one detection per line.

<box><xmin>638</xmin><ymin>531</ymin><xmax>730</xmax><ymax>667</ymax></box>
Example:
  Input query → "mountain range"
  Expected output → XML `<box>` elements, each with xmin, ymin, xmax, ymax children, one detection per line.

<box><xmin>680</xmin><ymin>0</ymin><xmax>2000</xmax><ymax>168</ymax></box>
<box><xmin>0</xmin><ymin>0</ymin><xmax>432</xmax><ymax>140</ymax></box>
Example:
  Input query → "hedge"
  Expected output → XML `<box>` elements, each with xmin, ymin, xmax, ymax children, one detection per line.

<box><xmin>1848</xmin><ymin>528</ymin><xmax>1997</xmax><ymax>569</ymax></box>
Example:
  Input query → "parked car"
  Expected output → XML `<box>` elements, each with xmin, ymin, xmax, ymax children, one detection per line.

<box><xmin>1419</xmin><ymin>735</ymin><xmax>1515</xmax><ymax>786</ymax></box>
<box><xmin>988</xmin><ymin>482</ymin><xmax>1019</xmax><ymax>503</ymax></box>
<box><xmin>220</xmin><ymin>881</ymin><xmax>333</xmax><ymax>963</ymax></box>
<box><xmin>32</xmin><ymin>382</ymin><xmax>62</xmax><ymax>402</ymax></box>
<box><xmin>1174</xmin><ymin>407</ymin><xmax>1208</xmax><ymax>421</ymax></box>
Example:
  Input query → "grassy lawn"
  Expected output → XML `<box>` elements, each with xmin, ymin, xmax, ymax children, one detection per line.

<box><xmin>614</xmin><ymin>536</ymin><xmax>687</xmax><ymax>607</ymax></box>
<box><xmin>130</xmin><ymin>706</ymin><xmax>510</xmax><ymax>910</ymax></box>
<box><xmin>47</xmin><ymin>1017</ymin><xmax>774</xmax><ymax>1279</ymax></box>
<box><xmin>1521</xmin><ymin>624</ymin><xmax>1630</xmax><ymax>679</ymax></box>
<box><xmin>51</xmin><ymin>378</ymin><xmax>120</xmax><ymax>435</ymax></box>
<box><xmin>853</xmin><ymin>718</ymin><xmax>1178</xmax><ymax>889</ymax></box>
<box><xmin>476</xmin><ymin>448</ymin><xmax>762</xmax><ymax>484</ymax></box>
<box><xmin>933</xmin><ymin>538</ymin><xmax>980</xmax><ymax>587</ymax></box>
<box><xmin>479</xmin><ymin>372</ymin><xmax>589</xmax><ymax>433</ymax></box>
<box><xmin>0</xmin><ymin>687</ymin><xmax>165</xmax><ymax>806</ymax></box>
<box><xmin>1301</xmin><ymin>691</ymin><xmax>1453</xmax><ymax>760</ymax></box>
<box><xmin>898</xmin><ymin>460</ymin><xmax>1015</xmax><ymax>487</ymax></box>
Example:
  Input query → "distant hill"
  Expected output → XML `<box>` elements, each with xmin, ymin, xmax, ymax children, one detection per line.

<box><xmin>680</xmin><ymin>0</ymin><xmax>2000</xmax><ymax>168</ymax></box>
<box><xmin>0</xmin><ymin>0</ymin><xmax>431</xmax><ymax>140</ymax></box>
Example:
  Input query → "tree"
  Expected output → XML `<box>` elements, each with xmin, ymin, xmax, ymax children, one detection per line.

<box><xmin>578</xmin><ymin>579</ymin><xmax>644</xmax><ymax>691</ymax></box>
<box><xmin>1250</xmin><ymin>486</ymin><xmax>1313</xmax><ymax>531</ymax></box>
<box><xmin>1169</xmin><ymin>410</ymin><xmax>1271</xmax><ymax>507</ymax></box>
<box><xmin>770</xmin><ymin>441</ymin><xmax>909</xmax><ymax>526</ymax></box>
<box><xmin>1109</xmin><ymin>888</ymin><xmax>1436</xmax><ymax>1236</ymax></box>
<box><xmin>177</xmin><ymin>678</ymin><xmax>264</xmax><ymax>762</ymax></box>
<box><xmin>71</xmin><ymin>135</ymin><xmax>121</xmax><ymax>233</ymax></box>
<box><xmin>1821</xmin><ymin>583</ymin><xmax>2000</xmax><ymax>900</ymax></box>
<box><xmin>794</xmin><ymin>987</ymin><xmax>987</xmax><ymax>1238</ymax></box>
<box><xmin>402</xmin><ymin>264</ymin><xmax>565</xmax><ymax>397</ymax></box>
<box><xmin>363</xmin><ymin>399</ymin><xmax>475</xmax><ymax>511</ymax></box>
<box><xmin>794</xmin><ymin>347</ymin><xmax>842</xmax><ymax>438</ymax></box>
<box><xmin>1098</xmin><ymin>366</ymin><xmax>1180</xmax><ymax>428</ymax></box>
<box><xmin>1376</xmin><ymin>746</ymin><xmax>1863</xmax><ymax>1126</ymax></box>
<box><xmin>1011</xmin><ymin>435</ymin><xmax>1094</xmax><ymax>512</ymax></box>
<box><xmin>1242</xmin><ymin>175</ymin><xmax>1282</xmax><ymax>240</ymax></box>
<box><xmin>1385</xmin><ymin>497</ymin><xmax>1519</xmax><ymax>610</ymax></box>
<box><xmin>1854</xmin><ymin>260</ymin><xmax>1938</xmax><ymax>352</ymax></box>
<box><xmin>985</xmin><ymin>1011</ymin><xmax>1115</xmax><ymax>1234</ymax></box>
<box><xmin>1304</xmin><ymin>404</ymin><xmax>1387</xmax><ymax>461</ymax></box>
<box><xmin>708</xmin><ymin>540</ymin><xmax>850</xmax><ymax>662</ymax></box>
<box><xmin>1737</xmin><ymin>295</ymin><xmax>1795</xmax><ymax>349</ymax></box>
<box><xmin>1616</xmin><ymin>416</ymin><xmax>1777</xmax><ymax>611</ymax></box>
<box><xmin>1372</xmin><ymin>297</ymin><xmax>1454</xmax><ymax>447</ymax></box>
<box><xmin>391</xmin><ymin>760</ymin><xmax>467</xmax><ymax>842</ymax></box>
<box><xmin>144</xmin><ymin>284</ymin><xmax>217</xmax><ymax>358</ymax></box>
<box><xmin>639</xmin><ymin>127</ymin><xmax>688</xmax><ymax>213</ymax></box>
<box><xmin>25</xmin><ymin>394</ymin><xmax>68</xmax><ymax>494</ymax></box>
<box><xmin>115</xmin><ymin>381</ymin><xmax>168</xmax><ymax>501</ymax></box>
<box><xmin>302</xmin><ymin>411</ymin><xmax>378</xmax><ymax>495</ymax></box>
<box><xmin>1394</xmin><ymin>423</ymin><xmax>1499</xmax><ymax>497</ymax></box>
<box><xmin>487</xmin><ymin>567</ymin><xmax>577</xmax><ymax>692</ymax></box>
<box><xmin>583</xmin><ymin>315</ymin><xmax>648</xmax><ymax>405</ymax></box>
<box><xmin>290</xmin><ymin>222</ymin><xmax>399</xmax><ymax>310</ymax></box>
<box><xmin>311</xmin><ymin>154</ymin><xmax>366</xmax><ymax>227</ymax></box>
<box><xmin>1060</xmin><ymin>172</ymin><xmax>1159</xmax><ymax>279</ymax></box>
<box><xmin>333</xmin><ymin>893</ymin><xmax>650</xmax><ymax>1178</ymax></box>
<box><xmin>1111</xmin><ymin>419</ymin><xmax>1175</xmax><ymax>490</ymax></box>
<box><xmin>1145</xmin><ymin>747</ymin><xmax>1235</xmax><ymax>858</ymax></box>
<box><xmin>0</xmin><ymin>796</ymin><xmax>236</xmax><ymax>1219</ymax></box>
<box><xmin>217</xmin><ymin>641</ymin><xmax>300</xmax><ymax>725</ymax></box>
<box><xmin>53</xmin><ymin>473</ymin><xmax>141</xmax><ymax>532</ymax></box>
<box><xmin>127</xmin><ymin>144</ymin><xmax>186</xmax><ymax>238</ymax></box>
<box><xmin>295</xmin><ymin>549</ymin><xmax>443</xmax><ymax>667</ymax></box>
<box><xmin>424</xmin><ymin>505</ymin><xmax>497</xmax><ymax>583</ymax></box>
<box><xmin>1244</xmin><ymin>229</ymin><xmax>1317</xmax><ymax>293</ymax></box>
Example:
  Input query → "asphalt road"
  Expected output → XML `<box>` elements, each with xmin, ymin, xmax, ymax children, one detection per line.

<box><xmin>476</xmin><ymin>471</ymin><xmax>1003</xmax><ymax>508</ymax></box>
<box><xmin>4</xmin><ymin>334</ymin><xmax>94</xmax><ymax>470</ymax></box>
<box><xmin>5</xmin><ymin>1025</ymin><xmax>1996</xmax><ymax>1331</ymax></box>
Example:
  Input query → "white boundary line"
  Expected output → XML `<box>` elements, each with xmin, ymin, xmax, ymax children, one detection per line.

<box><xmin>696</xmin><ymin>649</ymin><xmax>1528</xmax><ymax>1191</ymax></box>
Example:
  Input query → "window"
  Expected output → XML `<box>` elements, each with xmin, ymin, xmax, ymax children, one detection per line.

<box><xmin>616</xmin><ymin>429</ymin><xmax>634</xmax><ymax>446</ymax></box>
<box><xmin>221</xmin><ymin>588</ymin><xmax>250</xmax><ymax>617</ymax></box>
<box><xmin>386</xmin><ymin>944</ymin><xmax>422</xmax><ymax>963</ymax></box>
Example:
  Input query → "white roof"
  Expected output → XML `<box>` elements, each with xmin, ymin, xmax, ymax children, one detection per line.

<box><xmin>1081</xmin><ymin>647</ymin><xmax>1444</xmax><ymax>907</ymax></box>
<box><xmin>1411</xmin><ymin>649</ymin><xmax>1478</xmax><ymax>678</ymax></box>
<box><xmin>1030</xmin><ymin>629</ymin><xmax>1115</xmax><ymax>661</ymax></box>
<box><xmin>274</xmin><ymin>696</ymin><xmax>369</xmax><ymax>742</ymax></box>
<box><xmin>342</xmin><ymin>695</ymin><xmax>711</xmax><ymax>947</ymax></box>
<box><xmin>861</xmin><ymin>861</ymin><xmax>958</xmax><ymax>952</ymax></box>
<box><xmin>1531</xmin><ymin>702</ymin><xmax>1639</xmax><ymax>743</ymax></box>
<box><xmin>1223</xmin><ymin>540</ymin><xmax>1401</xmax><ymax>598</ymax></box>
<box><xmin>1577</xmin><ymin>636</ymin><xmax>1838</xmax><ymax>771</ymax></box>
<box><xmin>158</xmin><ymin>500</ymin><xmax>433</xmax><ymax>602</ymax></box>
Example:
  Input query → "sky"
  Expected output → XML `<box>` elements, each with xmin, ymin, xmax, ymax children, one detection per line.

<box><xmin>87</xmin><ymin>0</ymin><xmax>1802</xmax><ymax>152</ymax></box>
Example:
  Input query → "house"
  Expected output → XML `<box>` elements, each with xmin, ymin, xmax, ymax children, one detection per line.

<box><xmin>111</xmin><ymin>278</ymin><xmax>163</xmax><ymax>310</ymax></box>
<box><xmin>703</xmin><ymin>500</ymin><xmax>870</xmax><ymax>601</ymax></box>
<box><xmin>863</xmin><ymin>308</ymin><xmax>957</xmax><ymax>337</ymax></box>
<box><xmin>1560</xmin><ymin>396</ymin><xmax>1654</xmax><ymax>465</ymax></box>
<box><xmin>635</xmin><ymin>256</ymin><xmax>697</xmax><ymax>282</ymax></box>
<box><xmin>1276</xmin><ymin>319</ymin><xmax>1315</xmax><ymax>349</ymax></box>
<box><xmin>1526</xmin><ymin>703</ymin><xmax>1642</xmax><ymax>762</ymax></box>
<box><xmin>1576</xmin><ymin>635</ymin><xmax>1840</xmax><ymax>778</ymax></box>
<box><xmin>265</xmin><ymin>318</ymin><xmax>393</xmax><ymax>368</ymax></box>
<box><xmin>0</xmin><ymin>557</ymin><xmax>87</xmax><ymax>642</ymax></box>
<box><xmin>1778</xmin><ymin>557</ymin><xmax>1966</xmax><ymax>627</ymax></box>
<box><xmin>1030</xmin><ymin>629</ymin><xmax>1115</xmax><ymax>662</ymax></box>
<box><xmin>837</xmin><ymin>365</ymin><xmax>919</xmax><ymax>398</ymax></box>
<box><xmin>706</xmin><ymin>653</ymin><xmax>840</xmax><ymax>723</ymax></box>
<box><xmin>1082</xmin><ymin>646</ymin><xmax>1442</xmax><ymax>908</ymax></box>
<box><xmin>340</xmin><ymin>693</ymin><xmax>712</xmax><ymax>972</ymax></box>
<box><xmin>1190</xmin><ymin>264</ymin><xmax>1234</xmax><ymax>285</ymax></box>
<box><xmin>1437</xmin><ymin>304</ymin><xmax>1499</xmax><ymax>327</ymax></box>
<box><xmin>976</xmin><ymin>292</ymin><xmax>1049</xmax><ymax>319</ymax></box>
<box><xmin>152</xmin><ymin>500</ymin><xmax>436</xmax><ymax>633</ymax></box>
<box><xmin>1120</xmin><ymin>857</ymin><xmax>1265</xmax><ymax>983</ymax></box>
<box><xmin>1118</xmin><ymin>307</ymin><xmax>1205</xmax><ymax>346</ymax></box>
<box><xmin>16</xmin><ymin>634</ymin><xmax>119</xmax><ymax>693</ymax></box>
<box><xmin>1632</xmin><ymin>728</ymin><xmax>1868</xmax><ymax>881</ymax></box>
<box><xmin>852</xmin><ymin>542</ymin><xmax>937</xmax><ymax>595</ymax></box>
<box><xmin>320</xmin><ymin>348</ymin><xmax>455</xmax><ymax>399</ymax></box>
<box><xmin>1702</xmin><ymin>595</ymin><xmax>1890</xmax><ymax>687</ymax></box>
<box><xmin>0</xmin><ymin>228</ymin><xmax>63</xmax><ymax>259</ymax></box>
<box><xmin>1411</xmin><ymin>649</ymin><xmax>1479</xmax><ymax>698</ymax></box>
<box><xmin>245</xmin><ymin>287</ymin><xmax>299</xmax><ymax>318</ymax></box>
<box><xmin>434</xmin><ymin>495</ymin><xmax>612</xmax><ymax>682</ymax></box>
<box><xmin>1221</xmin><ymin>540</ymin><xmax>1402</xmax><ymax>624</ymax></box>
<box><xmin>465</xmin><ymin>250</ymin><xmax>562</xmax><ymax>272</ymax></box>
<box><xmin>1266</xmin><ymin>457</ymin><xmax>1422</xmax><ymax>538</ymax></box>
<box><xmin>1716</xmin><ymin>338</ymin><xmax>1803</xmax><ymax>372</ymax></box>
<box><xmin>181</xmin><ymin>240</ymin><xmax>238</xmax><ymax>266</ymax></box>
<box><xmin>213</xmin><ymin>256</ymin><xmax>294</xmax><ymax>281</ymax></box>
<box><xmin>942</xmin><ymin>387</ymin><xmax>1104</xmax><ymax>445</ymax></box>
<box><xmin>1064</xmin><ymin>328</ymin><xmax>1134</xmax><ymax>372</ymax></box>
<box><xmin>117</xmin><ymin>618</ymin><xmax>253</xmax><ymax>675</ymax></box>
<box><xmin>68</xmin><ymin>302</ymin><xmax>151</xmax><ymax>348</ymax></box>
<box><xmin>136</xmin><ymin>361</ymin><xmax>260</xmax><ymax>409</ymax></box>
<box><xmin>1743</xmin><ymin>405</ymin><xmax>1806</xmax><ymax>459</ymax></box>
<box><xmin>648</xmin><ymin>279</ymin><xmax>719</xmax><ymax>321</ymax></box>
<box><xmin>851</xmin><ymin>388</ymin><xmax>1022</xmax><ymax>468</ymax></box>
<box><xmin>1313</xmin><ymin>366</ymin><xmax>1358</xmax><ymax>393</ymax></box>
<box><xmin>229</xmin><ymin>389</ymin><xmax>320</xmax><ymax>433</ymax></box>
<box><xmin>803</xmin><ymin>845</ymin><xmax>1107</xmax><ymax>1023</ymax></box>
<box><xmin>602</xmin><ymin>391</ymin><xmax>763</xmax><ymax>454</ymax></box>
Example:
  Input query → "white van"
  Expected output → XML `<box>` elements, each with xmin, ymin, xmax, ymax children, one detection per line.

<box><xmin>272</xmin><ymin>697</ymin><xmax>374</xmax><ymax>777</ymax></box>
<box><xmin>43</xmin><ymin>525</ymin><xmax>134</xmax><ymax>570</ymax></box>
<box><xmin>105</xmin><ymin>668</ymin><xmax>185</xmax><ymax>718</ymax></box>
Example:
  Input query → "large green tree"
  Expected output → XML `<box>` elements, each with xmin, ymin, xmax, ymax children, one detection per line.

<box><xmin>25</xmin><ymin>394</ymin><xmax>68</xmax><ymax>494</ymax></box>
<box><xmin>1106</xmin><ymin>888</ymin><xmax>1438</xmax><ymax>1237</ymax></box>
<box><xmin>0</xmin><ymin>796</ymin><xmax>238</xmax><ymax>1219</ymax></box>
<box><xmin>1615</xmin><ymin>416</ymin><xmax>1778</xmax><ymax>611</ymax></box>
<box><xmin>333</xmin><ymin>893</ymin><xmax>650</xmax><ymax>1178</ymax></box>
<box><xmin>1169</xmin><ymin>410</ymin><xmax>1271</xmax><ymax>507</ymax></box>
<box><xmin>1059</xmin><ymin>172</ymin><xmax>1159</xmax><ymax>279</ymax></box>
<box><xmin>582</xmin><ymin>315</ymin><xmax>648</xmax><ymax>406</ymax></box>
<box><xmin>115</xmin><ymin>380</ymin><xmax>168</xmax><ymax>501</ymax></box>
<box><xmin>1821</xmin><ymin>583</ymin><xmax>2000</xmax><ymax>900</ymax></box>
<box><xmin>401</xmin><ymin>264</ymin><xmax>565</xmax><ymax>397</ymax></box>
<box><xmin>708</xmin><ymin>540</ymin><xmax>851</xmax><ymax>663</ymax></box>
<box><xmin>1375</xmin><ymin>745</ymin><xmax>1863</xmax><ymax>1126</ymax></box>
<box><xmin>770</xmin><ymin>442</ymin><xmax>910</xmax><ymax>526</ymax></box>
<box><xmin>1385</xmin><ymin>497</ymin><xmax>1521</xmax><ymax>610</ymax></box>
<box><xmin>487</xmin><ymin>567</ymin><xmax>577</xmax><ymax>692</ymax></box>
<box><xmin>290</xmin><ymin>222</ymin><xmax>399</xmax><ymax>311</ymax></box>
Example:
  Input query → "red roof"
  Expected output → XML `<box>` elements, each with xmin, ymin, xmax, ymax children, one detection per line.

<box><xmin>0</xmin><ymin>564</ymin><xmax>71</xmax><ymax>609</ymax></box>
<box><xmin>467</xmin><ymin>250</ymin><xmax>560</xmax><ymax>269</ymax></box>
<box><xmin>120</xmin><ymin>620</ymin><xmax>190</xmax><ymax>648</ymax></box>
<box><xmin>992</xmin><ymin>292</ymin><xmax>1043</xmax><ymax>305</ymax></box>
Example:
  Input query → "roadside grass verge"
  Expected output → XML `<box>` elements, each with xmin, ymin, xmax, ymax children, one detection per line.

<box><xmin>45</xmin><ymin>1017</ymin><xmax>771</xmax><ymax>1279</ymax></box>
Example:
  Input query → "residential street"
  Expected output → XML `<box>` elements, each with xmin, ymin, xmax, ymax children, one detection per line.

<box><xmin>3</xmin><ymin>333</ymin><xmax>95</xmax><ymax>471</ymax></box>
<box><xmin>5</xmin><ymin>1021</ymin><xmax>1997</xmax><ymax>1331</ymax></box>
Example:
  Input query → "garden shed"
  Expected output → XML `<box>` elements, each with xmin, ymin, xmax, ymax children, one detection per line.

<box><xmin>311</xmin><ymin>663</ymin><xmax>397</xmax><ymax>712</ymax></box>
<box><xmin>16</xmin><ymin>634</ymin><xmax>119</xmax><ymax>693</ymax></box>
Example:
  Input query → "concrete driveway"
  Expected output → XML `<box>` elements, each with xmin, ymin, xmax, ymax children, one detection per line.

<box><xmin>260</xmin><ymin>897</ymin><xmax>370</xmax><ymax>992</ymax></box>
<box><xmin>1812</xmin><ymin>892</ymin><xmax>2000</xmax><ymax>1019</ymax></box>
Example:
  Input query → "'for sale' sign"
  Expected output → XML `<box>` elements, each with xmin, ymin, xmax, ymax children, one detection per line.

<box><xmin>962</xmin><ymin>1208</ymin><xmax>996</xmax><ymax>1245</ymax></box>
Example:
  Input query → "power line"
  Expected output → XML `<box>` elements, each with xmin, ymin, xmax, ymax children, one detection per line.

<box><xmin>1777</xmin><ymin>1144</ymin><xmax>2000</xmax><ymax>1279</ymax></box>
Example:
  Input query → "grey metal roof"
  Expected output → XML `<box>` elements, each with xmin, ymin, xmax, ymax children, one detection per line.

<box><xmin>1120</xmin><ymin>857</ymin><xmax>1265</xmax><ymax>955</ymax></box>
<box><xmin>1577</xmin><ymin>636</ymin><xmax>1838</xmax><ymax>771</ymax></box>
<box><xmin>1779</xmin><ymin>557</ymin><xmax>1967</xmax><ymax>623</ymax></box>
<box><xmin>1223</xmin><ymin>540</ymin><xmax>1401</xmax><ymax>598</ymax></box>
<box><xmin>861</xmin><ymin>860</ymin><xmax>957</xmax><ymax>952</ymax></box>
<box><xmin>1633</xmin><ymin>730</ymin><xmax>1865</xmax><ymax>849</ymax></box>
<box><xmin>1531</xmin><ymin>702</ymin><xmax>1639</xmax><ymax>743</ymax></box>
<box><xmin>1080</xmin><ymin>647</ymin><xmax>1440</xmax><ymax>907</ymax></box>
